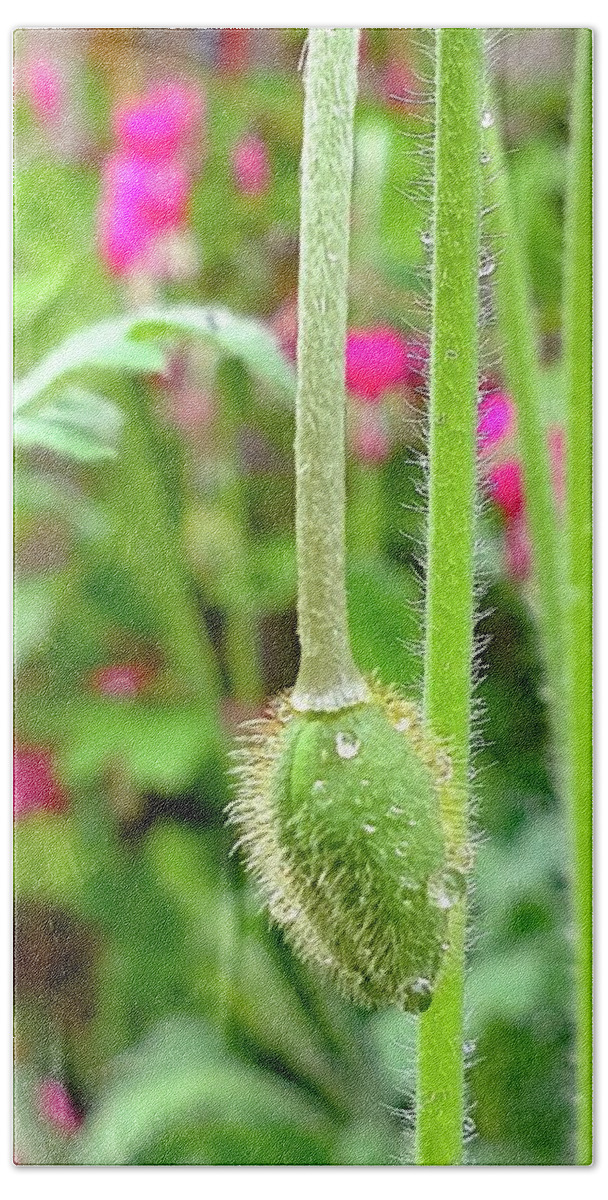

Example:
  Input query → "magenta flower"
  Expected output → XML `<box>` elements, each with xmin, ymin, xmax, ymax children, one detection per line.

<box><xmin>13</xmin><ymin>747</ymin><xmax>67</xmax><ymax>822</ymax></box>
<box><xmin>113</xmin><ymin>81</ymin><xmax>203</xmax><ymax>162</ymax></box>
<box><xmin>346</xmin><ymin>327</ymin><xmax>424</xmax><ymax>403</ymax></box>
<box><xmin>232</xmin><ymin>135</ymin><xmax>271</xmax><ymax>196</ymax></box>
<box><xmin>98</xmin><ymin>152</ymin><xmax>190</xmax><ymax>275</ymax></box>
<box><xmin>381</xmin><ymin>60</ymin><xmax>419</xmax><ymax>113</ymax></box>
<box><xmin>352</xmin><ymin>410</ymin><xmax>391</xmax><ymax>465</ymax></box>
<box><xmin>487</xmin><ymin>459</ymin><xmax>524</xmax><ymax>523</ymax></box>
<box><xmin>24</xmin><ymin>57</ymin><xmax>63</xmax><ymax>124</ymax></box>
<box><xmin>38</xmin><ymin>1080</ymin><xmax>81</xmax><ymax>1137</ymax></box>
<box><xmin>477</xmin><ymin>389</ymin><xmax>515</xmax><ymax>455</ymax></box>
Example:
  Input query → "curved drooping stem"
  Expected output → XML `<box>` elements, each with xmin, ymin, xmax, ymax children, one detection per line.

<box><xmin>291</xmin><ymin>27</ymin><xmax>368</xmax><ymax>713</ymax></box>
<box><xmin>417</xmin><ymin>28</ymin><xmax>484</xmax><ymax>1166</ymax></box>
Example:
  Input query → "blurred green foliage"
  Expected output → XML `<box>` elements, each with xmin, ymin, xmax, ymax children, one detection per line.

<box><xmin>14</xmin><ymin>29</ymin><xmax>576</xmax><ymax>1166</ymax></box>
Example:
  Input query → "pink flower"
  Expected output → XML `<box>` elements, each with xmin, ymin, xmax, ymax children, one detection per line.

<box><xmin>38</xmin><ymin>1080</ymin><xmax>81</xmax><ymax>1137</ymax></box>
<box><xmin>98</xmin><ymin>152</ymin><xmax>190</xmax><ymax>275</ymax></box>
<box><xmin>381</xmin><ymin>60</ymin><xmax>419</xmax><ymax>113</ymax></box>
<box><xmin>352</xmin><ymin>410</ymin><xmax>391</xmax><ymax>464</ymax></box>
<box><xmin>232</xmin><ymin>135</ymin><xmax>271</xmax><ymax>197</ymax></box>
<box><xmin>113</xmin><ymin>81</ymin><xmax>203</xmax><ymax>162</ymax></box>
<box><xmin>13</xmin><ymin>748</ymin><xmax>67</xmax><ymax>821</ymax></box>
<box><xmin>270</xmin><ymin>297</ymin><xmax>298</xmax><ymax>361</ymax></box>
<box><xmin>487</xmin><ymin>459</ymin><xmax>525</xmax><ymax>523</ymax></box>
<box><xmin>90</xmin><ymin>663</ymin><xmax>151</xmax><ymax>698</ymax></box>
<box><xmin>477</xmin><ymin>389</ymin><xmax>515</xmax><ymax>455</ymax></box>
<box><xmin>346</xmin><ymin>327</ymin><xmax>425</xmax><ymax>403</ymax></box>
<box><xmin>24</xmin><ymin>57</ymin><xmax>63</xmax><ymax>124</ymax></box>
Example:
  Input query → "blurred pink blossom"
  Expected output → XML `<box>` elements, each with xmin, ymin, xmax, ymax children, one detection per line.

<box><xmin>232</xmin><ymin>134</ymin><xmax>271</xmax><ymax>196</ymax></box>
<box><xmin>98</xmin><ymin>152</ymin><xmax>190</xmax><ymax>275</ymax></box>
<box><xmin>487</xmin><ymin>459</ymin><xmax>525</xmax><ymax>523</ymax></box>
<box><xmin>270</xmin><ymin>297</ymin><xmax>298</xmax><ymax>360</ymax></box>
<box><xmin>90</xmin><ymin>663</ymin><xmax>152</xmax><ymax>698</ymax></box>
<box><xmin>38</xmin><ymin>1080</ymin><xmax>82</xmax><ymax>1137</ymax></box>
<box><xmin>13</xmin><ymin>748</ymin><xmax>67</xmax><ymax>821</ymax></box>
<box><xmin>352</xmin><ymin>410</ymin><xmax>391</xmax><ymax>464</ymax></box>
<box><xmin>24</xmin><ymin>57</ymin><xmax>63</xmax><ymax>124</ymax></box>
<box><xmin>113</xmin><ymin>81</ymin><xmax>203</xmax><ymax>161</ymax></box>
<box><xmin>346</xmin><ymin>327</ymin><xmax>425</xmax><ymax>402</ymax></box>
<box><xmin>477</xmin><ymin>389</ymin><xmax>515</xmax><ymax>455</ymax></box>
<box><xmin>381</xmin><ymin>60</ymin><xmax>420</xmax><ymax>113</ymax></box>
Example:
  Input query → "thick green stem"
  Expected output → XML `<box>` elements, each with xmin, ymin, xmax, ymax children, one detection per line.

<box><xmin>563</xmin><ymin>28</ymin><xmax>593</xmax><ymax>1165</ymax></box>
<box><xmin>417</xmin><ymin>28</ymin><xmax>483</xmax><ymax>1166</ymax></box>
<box><xmin>484</xmin><ymin>106</ymin><xmax>566</xmax><ymax>761</ymax></box>
<box><xmin>291</xmin><ymin>28</ymin><xmax>367</xmax><ymax>713</ymax></box>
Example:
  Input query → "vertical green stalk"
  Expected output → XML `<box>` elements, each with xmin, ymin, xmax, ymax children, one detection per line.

<box><xmin>291</xmin><ymin>28</ymin><xmax>367</xmax><ymax>713</ymax></box>
<box><xmin>417</xmin><ymin>28</ymin><xmax>483</xmax><ymax>1166</ymax></box>
<box><xmin>216</xmin><ymin>358</ymin><xmax>264</xmax><ymax>703</ymax></box>
<box><xmin>484</xmin><ymin>111</ymin><xmax>566</xmax><ymax>755</ymax></box>
<box><xmin>563</xmin><ymin>28</ymin><xmax>593</xmax><ymax>1165</ymax></box>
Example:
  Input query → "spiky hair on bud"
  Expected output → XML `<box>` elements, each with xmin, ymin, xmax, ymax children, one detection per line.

<box><xmin>228</xmin><ymin>680</ymin><xmax>467</xmax><ymax>1014</ymax></box>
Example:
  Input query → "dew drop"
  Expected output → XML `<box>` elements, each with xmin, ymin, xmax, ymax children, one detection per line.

<box><xmin>388</xmin><ymin>805</ymin><xmax>404</xmax><ymax>817</ymax></box>
<box><xmin>312</xmin><ymin>779</ymin><xmax>326</xmax><ymax>793</ymax></box>
<box><xmin>409</xmin><ymin>976</ymin><xmax>433</xmax><ymax>1011</ymax></box>
<box><xmin>481</xmin><ymin>109</ymin><xmax>494</xmax><ymax>129</ymax></box>
<box><xmin>283</xmin><ymin>906</ymin><xmax>301</xmax><ymax>923</ymax></box>
<box><xmin>335</xmin><ymin>731</ymin><xmax>360</xmax><ymax>759</ymax></box>
<box><xmin>420</xmin><ymin>229</ymin><xmax>433</xmax><ymax>246</ymax></box>
<box><xmin>463</xmin><ymin>1039</ymin><xmax>476</xmax><ymax>1056</ymax></box>
<box><xmin>480</xmin><ymin>150</ymin><xmax>490</xmax><ymax>165</ymax></box>
<box><xmin>428</xmin><ymin>866</ymin><xmax>466</xmax><ymax>910</ymax></box>
<box><xmin>394</xmin><ymin>845</ymin><xmax>407</xmax><ymax>858</ymax></box>
<box><xmin>394</xmin><ymin>717</ymin><xmax>411</xmax><ymax>732</ymax></box>
<box><xmin>463</xmin><ymin>1116</ymin><xmax>476</xmax><ymax>1142</ymax></box>
<box><xmin>399</xmin><ymin>874</ymin><xmax>419</xmax><ymax>892</ymax></box>
<box><xmin>445</xmin><ymin>348</ymin><xmax>458</xmax><ymax>360</ymax></box>
<box><xmin>362</xmin><ymin>823</ymin><xmax>376</xmax><ymax>834</ymax></box>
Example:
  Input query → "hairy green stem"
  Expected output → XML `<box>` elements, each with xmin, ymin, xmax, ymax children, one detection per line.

<box><xmin>291</xmin><ymin>28</ymin><xmax>367</xmax><ymax>713</ymax></box>
<box><xmin>417</xmin><ymin>28</ymin><xmax>483</xmax><ymax>1166</ymax></box>
<box><xmin>484</xmin><ymin>105</ymin><xmax>566</xmax><ymax>760</ymax></box>
<box><xmin>563</xmin><ymin>28</ymin><xmax>593</xmax><ymax>1165</ymax></box>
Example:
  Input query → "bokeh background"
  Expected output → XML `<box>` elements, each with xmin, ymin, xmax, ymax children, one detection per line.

<box><xmin>14</xmin><ymin>27</ymin><xmax>575</xmax><ymax>1165</ymax></box>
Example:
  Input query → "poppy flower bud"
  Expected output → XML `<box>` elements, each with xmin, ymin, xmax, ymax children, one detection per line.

<box><xmin>229</xmin><ymin>682</ymin><xmax>465</xmax><ymax>1013</ymax></box>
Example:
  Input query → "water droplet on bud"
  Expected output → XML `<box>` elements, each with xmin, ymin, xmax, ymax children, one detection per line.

<box><xmin>481</xmin><ymin>110</ymin><xmax>494</xmax><ymax>128</ymax></box>
<box><xmin>428</xmin><ymin>866</ymin><xmax>466</xmax><ymax>910</ymax></box>
<box><xmin>335</xmin><ymin>731</ymin><xmax>360</xmax><ymax>759</ymax></box>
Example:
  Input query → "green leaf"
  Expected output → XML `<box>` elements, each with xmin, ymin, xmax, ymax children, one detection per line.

<box><xmin>14</xmin><ymin>389</ymin><xmax>124</xmax><ymax>462</ymax></box>
<box><xmin>348</xmin><ymin>559</ymin><xmax>421</xmax><ymax>692</ymax></box>
<box><xmin>14</xmin><ymin>318</ymin><xmax>166</xmax><ymax>413</ymax></box>
<box><xmin>13</xmin><ymin>572</ymin><xmax>66</xmax><ymax>667</ymax></box>
<box><xmin>129</xmin><ymin>304</ymin><xmax>296</xmax><ymax>397</ymax></box>
<box><xmin>56</xmin><ymin>698</ymin><xmax>218</xmax><ymax>793</ymax></box>
<box><xmin>14</xmin><ymin>813</ymin><xmax>90</xmax><ymax>904</ymax></box>
<box><xmin>15</xmin><ymin>471</ymin><xmax>108</xmax><ymax>539</ymax></box>
<box><xmin>72</xmin><ymin>1017</ymin><xmax>329</xmax><ymax>1165</ymax></box>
